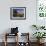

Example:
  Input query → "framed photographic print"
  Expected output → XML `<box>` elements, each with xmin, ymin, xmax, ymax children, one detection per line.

<box><xmin>10</xmin><ymin>7</ymin><xmax>26</xmax><ymax>20</ymax></box>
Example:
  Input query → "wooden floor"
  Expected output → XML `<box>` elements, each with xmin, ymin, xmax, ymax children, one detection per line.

<box><xmin>0</xmin><ymin>42</ymin><xmax>46</xmax><ymax>46</ymax></box>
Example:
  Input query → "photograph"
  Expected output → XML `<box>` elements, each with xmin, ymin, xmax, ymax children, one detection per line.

<box><xmin>10</xmin><ymin>7</ymin><xmax>26</xmax><ymax>20</ymax></box>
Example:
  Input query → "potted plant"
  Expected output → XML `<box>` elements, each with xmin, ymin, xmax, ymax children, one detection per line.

<box><xmin>32</xmin><ymin>24</ymin><xmax>45</xmax><ymax>30</ymax></box>
<box><xmin>40</xmin><ymin>26</ymin><xmax>45</xmax><ymax>29</ymax></box>
<box><xmin>32</xmin><ymin>25</ymin><xmax>39</xmax><ymax>30</ymax></box>
<box><xmin>33</xmin><ymin>32</ymin><xmax>46</xmax><ymax>43</ymax></box>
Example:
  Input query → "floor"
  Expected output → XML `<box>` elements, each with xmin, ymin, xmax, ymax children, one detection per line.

<box><xmin>0</xmin><ymin>42</ymin><xmax>46</xmax><ymax>46</ymax></box>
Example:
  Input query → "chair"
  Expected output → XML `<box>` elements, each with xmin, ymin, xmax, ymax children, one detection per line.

<box><xmin>4</xmin><ymin>27</ymin><xmax>19</xmax><ymax>46</ymax></box>
<box><xmin>4</xmin><ymin>33</ymin><xmax>18</xmax><ymax>46</ymax></box>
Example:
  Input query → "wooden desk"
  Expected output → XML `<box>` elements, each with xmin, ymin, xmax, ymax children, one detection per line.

<box><xmin>4</xmin><ymin>33</ymin><xmax>30</xmax><ymax>46</ymax></box>
<box><xmin>4</xmin><ymin>33</ymin><xmax>18</xmax><ymax>46</ymax></box>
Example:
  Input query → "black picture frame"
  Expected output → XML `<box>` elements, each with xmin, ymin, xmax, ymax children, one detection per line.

<box><xmin>10</xmin><ymin>7</ymin><xmax>26</xmax><ymax>20</ymax></box>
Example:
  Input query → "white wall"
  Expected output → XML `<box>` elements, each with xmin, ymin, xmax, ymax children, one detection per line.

<box><xmin>0</xmin><ymin>0</ymin><xmax>37</xmax><ymax>42</ymax></box>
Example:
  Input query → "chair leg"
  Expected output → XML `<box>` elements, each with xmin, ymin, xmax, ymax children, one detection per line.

<box><xmin>4</xmin><ymin>41</ymin><xmax>7</xmax><ymax>46</ymax></box>
<box><xmin>4</xmin><ymin>33</ymin><xmax>7</xmax><ymax>46</ymax></box>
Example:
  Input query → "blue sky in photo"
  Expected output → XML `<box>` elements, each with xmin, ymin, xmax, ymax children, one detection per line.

<box><xmin>15</xmin><ymin>9</ymin><xmax>24</xmax><ymax>14</ymax></box>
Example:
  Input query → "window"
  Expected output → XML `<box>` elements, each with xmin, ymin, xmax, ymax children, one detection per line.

<box><xmin>37</xmin><ymin>0</ymin><xmax>46</xmax><ymax>18</ymax></box>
